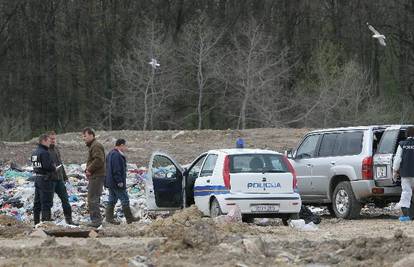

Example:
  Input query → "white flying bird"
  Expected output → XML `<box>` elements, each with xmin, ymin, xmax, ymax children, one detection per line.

<box><xmin>367</xmin><ymin>23</ymin><xmax>386</xmax><ymax>46</ymax></box>
<box><xmin>148</xmin><ymin>58</ymin><xmax>160</xmax><ymax>69</ymax></box>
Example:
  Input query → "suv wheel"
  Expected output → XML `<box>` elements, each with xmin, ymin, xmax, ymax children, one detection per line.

<box><xmin>210</xmin><ymin>198</ymin><xmax>223</xmax><ymax>218</ymax></box>
<box><xmin>332</xmin><ymin>181</ymin><xmax>361</xmax><ymax>219</ymax></box>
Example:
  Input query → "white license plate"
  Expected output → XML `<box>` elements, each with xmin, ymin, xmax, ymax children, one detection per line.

<box><xmin>376</xmin><ymin>166</ymin><xmax>387</xmax><ymax>178</ymax></box>
<box><xmin>251</xmin><ymin>205</ymin><xmax>279</xmax><ymax>213</ymax></box>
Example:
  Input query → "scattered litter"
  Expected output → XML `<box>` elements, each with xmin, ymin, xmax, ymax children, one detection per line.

<box><xmin>172</xmin><ymin>131</ymin><xmax>185</xmax><ymax>139</ymax></box>
<box><xmin>0</xmin><ymin>163</ymin><xmax>149</xmax><ymax>225</ymax></box>
<box><xmin>214</xmin><ymin>206</ymin><xmax>242</xmax><ymax>224</ymax></box>
<box><xmin>300</xmin><ymin>205</ymin><xmax>321</xmax><ymax>224</ymax></box>
<box><xmin>289</xmin><ymin>219</ymin><xmax>318</xmax><ymax>231</ymax></box>
<box><xmin>129</xmin><ymin>255</ymin><xmax>153</xmax><ymax>267</ymax></box>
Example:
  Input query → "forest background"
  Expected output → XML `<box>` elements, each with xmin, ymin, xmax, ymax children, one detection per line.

<box><xmin>0</xmin><ymin>0</ymin><xmax>413</xmax><ymax>141</ymax></box>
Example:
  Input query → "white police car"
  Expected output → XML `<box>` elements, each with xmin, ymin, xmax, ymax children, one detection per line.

<box><xmin>146</xmin><ymin>149</ymin><xmax>301</xmax><ymax>223</ymax></box>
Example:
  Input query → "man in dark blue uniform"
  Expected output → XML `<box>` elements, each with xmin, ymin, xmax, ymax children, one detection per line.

<box><xmin>31</xmin><ymin>134</ymin><xmax>56</xmax><ymax>225</ymax></box>
<box><xmin>393</xmin><ymin>127</ymin><xmax>414</xmax><ymax>221</ymax></box>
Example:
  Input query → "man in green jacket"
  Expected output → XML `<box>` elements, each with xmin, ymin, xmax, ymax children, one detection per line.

<box><xmin>48</xmin><ymin>131</ymin><xmax>77</xmax><ymax>225</ymax></box>
<box><xmin>82</xmin><ymin>127</ymin><xmax>106</xmax><ymax>227</ymax></box>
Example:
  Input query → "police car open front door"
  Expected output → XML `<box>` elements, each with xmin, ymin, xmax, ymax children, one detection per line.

<box><xmin>146</xmin><ymin>152</ymin><xmax>184</xmax><ymax>210</ymax></box>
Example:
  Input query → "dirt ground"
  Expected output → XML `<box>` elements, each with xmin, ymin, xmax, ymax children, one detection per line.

<box><xmin>1</xmin><ymin>128</ymin><xmax>413</xmax><ymax>266</ymax></box>
<box><xmin>0</xmin><ymin>206</ymin><xmax>414</xmax><ymax>267</ymax></box>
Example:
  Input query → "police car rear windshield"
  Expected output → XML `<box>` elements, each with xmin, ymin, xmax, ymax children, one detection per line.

<box><xmin>229</xmin><ymin>154</ymin><xmax>288</xmax><ymax>173</ymax></box>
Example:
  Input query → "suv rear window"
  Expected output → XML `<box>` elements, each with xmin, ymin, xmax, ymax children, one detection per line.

<box><xmin>230</xmin><ymin>154</ymin><xmax>288</xmax><ymax>173</ymax></box>
<box><xmin>377</xmin><ymin>130</ymin><xmax>399</xmax><ymax>154</ymax></box>
<box><xmin>335</xmin><ymin>131</ymin><xmax>363</xmax><ymax>156</ymax></box>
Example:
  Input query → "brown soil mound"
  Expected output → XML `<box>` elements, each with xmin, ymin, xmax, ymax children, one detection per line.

<box><xmin>0</xmin><ymin>215</ymin><xmax>32</xmax><ymax>238</ymax></box>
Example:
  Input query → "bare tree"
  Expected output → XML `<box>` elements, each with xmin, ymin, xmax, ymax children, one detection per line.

<box><xmin>179</xmin><ymin>13</ymin><xmax>225</xmax><ymax>129</ymax></box>
<box><xmin>228</xmin><ymin>18</ymin><xmax>291</xmax><ymax>129</ymax></box>
<box><xmin>114</xmin><ymin>18</ymin><xmax>173</xmax><ymax>131</ymax></box>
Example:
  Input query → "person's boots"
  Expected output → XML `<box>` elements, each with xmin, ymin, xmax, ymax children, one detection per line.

<box><xmin>41</xmin><ymin>209</ymin><xmax>52</xmax><ymax>222</ymax></box>
<box><xmin>33</xmin><ymin>211</ymin><xmax>40</xmax><ymax>226</ymax></box>
<box><xmin>65</xmin><ymin>216</ymin><xmax>79</xmax><ymax>226</ymax></box>
<box><xmin>122</xmin><ymin>206</ymin><xmax>139</xmax><ymax>224</ymax></box>
<box><xmin>105</xmin><ymin>205</ymin><xmax>120</xmax><ymax>225</ymax></box>
<box><xmin>399</xmin><ymin>207</ymin><xmax>411</xmax><ymax>222</ymax></box>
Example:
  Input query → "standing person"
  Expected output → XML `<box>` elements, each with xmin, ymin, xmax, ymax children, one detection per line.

<box><xmin>393</xmin><ymin>126</ymin><xmax>414</xmax><ymax>222</ymax></box>
<box><xmin>105</xmin><ymin>139</ymin><xmax>139</xmax><ymax>224</ymax></box>
<box><xmin>82</xmin><ymin>128</ymin><xmax>106</xmax><ymax>227</ymax></box>
<box><xmin>31</xmin><ymin>134</ymin><xmax>56</xmax><ymax>225</ymax></box>
<box><xmin>48</xmin><ymin>131</ymin><xmax>77</xmax><ymax>225</ymax></box>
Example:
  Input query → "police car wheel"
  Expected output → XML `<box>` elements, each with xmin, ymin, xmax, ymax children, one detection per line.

<box><xmin>210</xmin><ymin>198</ymin><xmax>223</xmax><ymax>217</ymax></box>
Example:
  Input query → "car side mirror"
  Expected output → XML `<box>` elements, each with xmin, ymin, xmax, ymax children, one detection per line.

<box><xmin>285</xmin><ymin>149</ymin><xmax>294</xmax><ymax>159</ymax></box>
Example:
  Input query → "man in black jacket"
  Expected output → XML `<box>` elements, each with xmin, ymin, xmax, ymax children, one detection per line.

<box><xmin>31</xmin><ymin>134</ymin><xmax>56</xmax><ymax>225</ymax></box>
<box><xmin>48</xmin><ymin>131</ymin><xmax>77</xmax><ymax>225</ymax></box>
<box><xmin>105</xmin><ymin>139</ymin><xmax>138</xmax><ymax>224</ymax></box>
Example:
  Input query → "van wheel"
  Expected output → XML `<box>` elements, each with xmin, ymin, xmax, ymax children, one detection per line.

<box><xmin>332</xmin><ymin>181</ymin><xmax>361</xmax><ymax>219</ymax></box>
<box><xmin>210</xmin><ymin>198</ymin><xmax>223</xmax><ymax>218</ymax></box>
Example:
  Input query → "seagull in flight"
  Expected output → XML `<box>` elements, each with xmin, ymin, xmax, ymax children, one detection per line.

<box><xmin>148</xmin><ymin>58</ymin><xmax>160</xmax><ymax>69</ymax></box>
<box><xmin>367</xmin><ymin>23</ymin><xmax>386</xmax><ymax>46</ymax></box>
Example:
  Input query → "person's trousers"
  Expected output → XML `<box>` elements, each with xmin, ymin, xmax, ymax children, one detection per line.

<box><xmin>33</xmin><ymin>176</ymin><xmax>54</xmax><ymax>224</ymax></box>
<box><xmin>398</xmin><ymin>177</ymin><xmax>414</xmax><ymax>208</ymax></box>
<box><xmin>53</xmin><ymin>180</ymin><xmax>72</xmax><ymax>219</ymax></box>
<box><xmin>108</xmin><ymin>187</ymin><xmax>130</xmax><ymax>207</ymax></box>
<box><xmin>87</xmin><ymin>176</ymin><xmax>104</xmax><ymax>223</ymax></box>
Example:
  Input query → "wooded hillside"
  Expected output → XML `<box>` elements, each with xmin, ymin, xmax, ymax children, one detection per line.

<box><xmin>0</xmin><ymin>0</ymin><xmax>413</xmax><ymax>140</ymax></box>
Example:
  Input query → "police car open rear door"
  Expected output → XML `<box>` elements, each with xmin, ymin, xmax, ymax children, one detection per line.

<box><xmin>146</xmin><ymin>152</ymin><xmax>185</xmax><ymax>210</ymax></box>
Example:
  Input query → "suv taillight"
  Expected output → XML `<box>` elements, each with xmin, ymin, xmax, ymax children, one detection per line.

<box><xmin>283</xmin><ymin>156</ymin><xmax>298</xmax><ymax>190</ymax></box>
<box><xmin>223</xmin><ymin>155</ymin><xmax>231</xmax><ymax>189</ymax></box>
<box><xmin>362</xmin><ymin>156</ymin><xmax>373</xmax><ymax>180</ymax></box>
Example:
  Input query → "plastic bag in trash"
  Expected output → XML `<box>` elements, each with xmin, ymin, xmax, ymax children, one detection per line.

<box><xmin>289</xmin><ymin>219</ymin><xmax>318</xmax><ymax>231</ymax></box>
<box><xmin>214</xmin><ymin>205</ymin><xmax>242</xmax><ymax>223</ymax></box>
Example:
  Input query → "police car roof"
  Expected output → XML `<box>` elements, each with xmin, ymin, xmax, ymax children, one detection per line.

<box><xmin>211</xmin><ymin>148</ymin><xmax>282</xmax><ymax>155</ymax></box>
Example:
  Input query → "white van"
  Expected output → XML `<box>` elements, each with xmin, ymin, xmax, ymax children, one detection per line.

<box><xmin>146</xmin><ymin>149</ymin><xmax>301</xmax><ymax>223</ymax></box>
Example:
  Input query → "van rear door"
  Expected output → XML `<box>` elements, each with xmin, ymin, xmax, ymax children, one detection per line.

<box><xmin>374</xmin><ymin>126</ymin><xmax>406</xmax><ymax>187</ymax></box>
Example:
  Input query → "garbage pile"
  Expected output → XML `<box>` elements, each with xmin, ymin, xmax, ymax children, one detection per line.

<box><xmin>0</xmin><ymin>162</ymin><xmax>149</xmax><ymax>224</ymax></box>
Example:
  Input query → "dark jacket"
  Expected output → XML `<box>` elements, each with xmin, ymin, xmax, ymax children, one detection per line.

<box><xmin>49</xmin><ymin>145</ymin><xmax>68</xmax><ymax>181</ymax></box>
<box><xmin>105</xmin><ymin>149</ymin><xmax>127</xmax><ymax>189</ymax></box>
<box><xmin>400</xmin><ymin>138</ymin><xmax>414</xmax><ymax>177</ymax></box>
<box><xmin>31</xmin><ymin>144</ymin><xmax>56</xmax><ymax>177</ymax></box>
<box><xmin>86</xmin><ymin>139</ymin><xmax>106</xmax><ymax>178</ymax></box>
